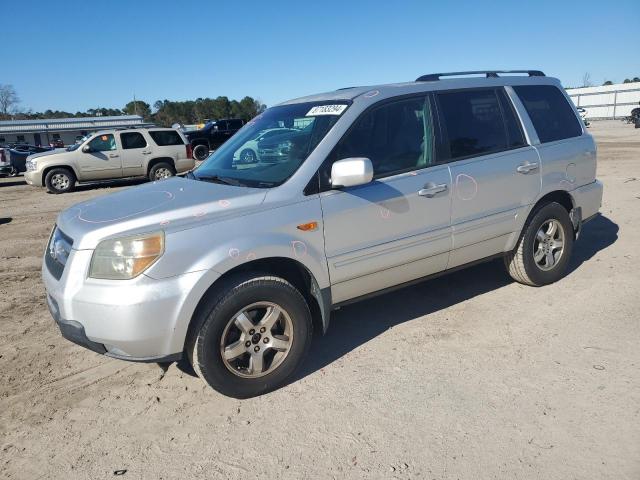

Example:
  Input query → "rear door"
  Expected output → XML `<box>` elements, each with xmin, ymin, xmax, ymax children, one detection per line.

<box><xmin>78</xmin><ymin>133</ymin><xmax>123</xmax><ymax>179</ymax></box>
<box><xmin>320</xmin><ymin>95</ymin><xmax>452</xmax><ymax>303</ymax></box>
<box><xmin>120</xmin><ymin>131</ymin><xmax>150</xmax><ymax>176</ymax></box>
<box><xmin>434</xmin><ymin>87</ymin><xmax>541</xmax><ymax>268</ymax></box>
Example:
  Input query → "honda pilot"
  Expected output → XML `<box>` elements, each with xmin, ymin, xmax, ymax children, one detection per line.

<box><xmin>43</xmin><ymin>71</ymin><xmax>603</xmax><ymax>398</ymax></box>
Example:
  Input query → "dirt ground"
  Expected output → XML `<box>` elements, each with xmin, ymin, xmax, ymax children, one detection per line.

<box><xmin>1</xmin><ymin>121</ymin><xmax>638</xmax><ymax>479</ymax></box>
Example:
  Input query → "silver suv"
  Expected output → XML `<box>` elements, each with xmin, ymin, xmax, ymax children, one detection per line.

<box><xmin>24</xmin><ymin>127</ymin><xmax>194</xmax><ymax>193</ymax></box>
<box><xmin>43</xmin><ymin>71</ymin><xmax>603</xmax><ymax>398</ymax></box>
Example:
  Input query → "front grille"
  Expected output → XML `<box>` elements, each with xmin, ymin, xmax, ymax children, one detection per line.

<box><xmin>45</xmin><ymin>226</ymin><xmax>73</xmax><ymax>280</ymax></box>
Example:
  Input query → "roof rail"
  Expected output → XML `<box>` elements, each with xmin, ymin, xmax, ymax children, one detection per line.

<box><xmin>416</xmin><ymin>70</ymin><xmax>545</xmax><ymax>82</ymax></box>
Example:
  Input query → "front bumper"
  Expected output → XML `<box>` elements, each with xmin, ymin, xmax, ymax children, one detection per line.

<box><xmin>43</xmin><ymin>247</ymin><xmax>212</xmax><ymax>361</ymax></box>
<box><xmin>23</xmin><ymin>170</ymin><xmax>42</xmax><ymax>186</ymax></box>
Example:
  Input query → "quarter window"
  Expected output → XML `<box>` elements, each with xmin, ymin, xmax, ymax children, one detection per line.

<box><xmin>88</xmin><ymin>134</ymin><xmax>116</xmax><ymax>152</ymax></box>
<box><xmin>437</xmin><ymin>89</ymin><xmax>518</xmax><ymax>160</ymax></box>
<box><xmin>331</xmin><ymin>96</ymin><xmax>434</xmax><ymax>180</ymax></box>
<box><xmin>149</xmin><ymin>130</ymin><xmax>184</xmax><ymax>146</ymax></box>
<box><xmin>513</xmin><ymin>85</ymin><xmax>582</xmax><ymax>143</ymax></box>
<box><xmin>121</xmin><ymin>132</ymin><xmax>147</xmax><ymax>149</ymax></box>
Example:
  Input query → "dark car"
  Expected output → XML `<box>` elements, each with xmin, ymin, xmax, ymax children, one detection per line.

<box><xmin>184</xmin><ymin>118</ymin><xmax>245</xmax><ymax>160</ymax></box>
<box><xmin>50</xmin><ymin>138</ymin><xmax>65</xmax><ymax>148</ymax></box>
<box><xmin>2</xmin><ymin>144</ymin><xmax>53</xmax><ymax>175</ymax></box>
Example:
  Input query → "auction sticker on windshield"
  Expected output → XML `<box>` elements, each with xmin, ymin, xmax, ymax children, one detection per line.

<box><xmin>306</xmin><ymin>104</ymin><xmax>348</xmax><ymax>116</ymax></box>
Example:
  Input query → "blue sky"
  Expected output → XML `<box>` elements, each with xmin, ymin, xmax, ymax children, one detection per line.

<box><xmin>4</xmin><ymin>0</ymin><xmax>639</xmax><ymax>113</ymax></box>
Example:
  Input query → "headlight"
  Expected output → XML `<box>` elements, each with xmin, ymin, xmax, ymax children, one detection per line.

<box><xmin>26</xmin><ymin>159</ymin><xmax>37</xmax><ymax>171</ymax></box>
<box><xmin>89</xmin><ymin>232</ymin><xmax>164</xmax><ymax>280</ymax></box>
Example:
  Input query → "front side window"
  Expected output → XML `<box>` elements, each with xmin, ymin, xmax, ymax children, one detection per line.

<box><xmin>513</xmin><ymin>85</ymin><xmax>582</xmax><ymax>143</ymax></box>
<box><xmin>88</xmin><ymin>134</ymin><xmax>116</xmax><ymax>152</ymax></box>
<box><xmin>194</xmin><ymin>102</ymin><xmax>348</xmax><ymax>188</ymax></box>
<box><xmin>121</xmin><ymin>132</ymin><xmax>147</xmax><ymax>149</ymax></box>
<box><xmin>330</xmin><ymin>96</ymin><xmax>434</xmax><ymax>181</ymax></box>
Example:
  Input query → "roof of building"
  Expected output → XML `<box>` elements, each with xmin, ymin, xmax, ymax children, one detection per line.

<box><xmin>0</xmin><ymin>115</ymin><xmax>145</xmax><ymax>134</ymax></box>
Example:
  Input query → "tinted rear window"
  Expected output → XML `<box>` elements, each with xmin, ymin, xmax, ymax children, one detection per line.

<box><xmin>149</xmin><ymin>130</ymin><xmax>184</xmax><ymax>146</ymax></box>
<box><xmin>121</xmin><ymin>132</ymin><xmax>147</xmax><ymax>149</ymax></box>
<box><xmin>513</xmin><ymin>85</ymin><xmax>582</xmax><ymax>143</ymax></box>
<box><xmin>437</xmin><ymin>89</ymin><xmax>514</xmax><ymax>160</ymax></box>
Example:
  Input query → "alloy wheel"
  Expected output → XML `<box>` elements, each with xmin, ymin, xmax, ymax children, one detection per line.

<box><xmin>533</xmin><ymin>218</ymin><xmax>565</xmax><ymax>271</ymax></box>
<box><xmin>220</xmin><ymin>302</ymin><xmax>293</xmax><ymax>378</ymax></box>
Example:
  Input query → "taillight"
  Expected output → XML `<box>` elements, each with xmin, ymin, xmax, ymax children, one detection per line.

<box><xmin>186</xmin><ymin>144</ymin><xmax>193</xmax><ymax>159</ymax></box>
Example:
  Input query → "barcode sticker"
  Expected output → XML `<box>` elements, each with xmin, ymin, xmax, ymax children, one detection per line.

<box><xmin>306</xmin><ymin>104</ymin><xmax>348</xmax><ymax>116</ymax></box>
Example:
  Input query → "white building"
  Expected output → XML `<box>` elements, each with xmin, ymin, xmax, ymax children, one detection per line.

<box><xmin>566</xmin><ymin>82</ymin><xmax>640</xmax><ymax>120</ymax></box>
<box><xmin>0</xmin><ymin>115</ymin><xmax>148</xmax><ymax>146</ymax></box>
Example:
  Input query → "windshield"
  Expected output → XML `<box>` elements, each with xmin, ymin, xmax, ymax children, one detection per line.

<box><xmin>66</xmin><ymin>134</ymin><xmax>91</xmax><ymax>151</ymax></box>
<box><xmin>193</xmin><ymin>102</ymin><xmax>349</xmax><ymax>188</ymax></box>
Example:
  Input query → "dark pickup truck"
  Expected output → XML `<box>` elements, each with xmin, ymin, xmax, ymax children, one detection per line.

<box><xmin>184</xmin><ymin>118</ymin><xmax>245</xmax><ymax>160</ymax></box>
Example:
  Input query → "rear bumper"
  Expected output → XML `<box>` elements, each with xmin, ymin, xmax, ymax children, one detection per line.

<box><xmin>572</xmin><ymin>180</ymin><xmax>603</xmax><ymax>220</ymax></box>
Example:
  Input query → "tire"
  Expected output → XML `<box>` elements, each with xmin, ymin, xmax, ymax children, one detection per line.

<box><xmin>239</xmin><ymin>148</ymin><xmax>257</xmax><ymax>164</ymax></box>
<box><xmin>192</xmin><ymin>144</ymin><xmax>209</xmax><ymax>161</ymax></box>
<box><xmin>7</xmin><ymin>166</ymin><xmax>18</xmax><ymax>177</ymax></box>
<box><xmin>148</xmin><ymin>162</ymin><xmax>175</xmax><ymax>182</ymax></box>
<box><xmin>45</xmin><ymin>167</ymin><xmax>76</xmax><ymax>194</ymax></box>
<box><xmin>188</xmin><ymin>273</ymin><xmax>313</xmax><ymax>398</ymax></box>
<box><xmin>504</xmin><ymin>202</ymin><xmax>574</xmax><ymax>286</ymax></box>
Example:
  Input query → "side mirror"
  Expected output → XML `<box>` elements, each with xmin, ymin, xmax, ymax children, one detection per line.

<box><xmin>331</xmin><ymin>157</ymin><xmax>374</xmax><ymax>189</ymax></box>
<box><xmin>82</xmin><ymin>145</ymin><xmax>91</xmax><ymax>153</ymax></box>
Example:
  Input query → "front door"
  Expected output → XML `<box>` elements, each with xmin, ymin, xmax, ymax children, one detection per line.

<box><xmin>78</xmin><ymin>133</ymin><xmax>122</xmax><ymax>179</ymax></box>
<box><xmin>320</xmin><ymin>96</ymin><xmax>452</xmax><ymax>304</ymax></box>
<box><xmin>434</xmin><ymin>87</ymin><xmax>542</xmax><ymax>268</ymax></box>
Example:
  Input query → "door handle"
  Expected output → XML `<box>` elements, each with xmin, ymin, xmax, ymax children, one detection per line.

<box><xmin>418</xmin><ymin>183</ymin><xmax>448</xmax><ymax>197</ymax></box>
<box><xmin>141</xmin><ymin>151</ymin><xmax>151</xmax><ymax>155</ymax></box>
<box><xmin>516</xmin><ymin>162</ymin><xmax>539</xmax><ymax>174</ymax></box>
<box><xmin>109</xmin><ymin>154</ymin><xmax>119</xmax><ymax>158</ymax></box>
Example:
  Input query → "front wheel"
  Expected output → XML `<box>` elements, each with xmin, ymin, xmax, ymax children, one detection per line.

<box><xmin>188</xmin><ymin>274</ymin><xmax>312</xmax><ymax>398</ymax></box>
<box><xmin>504</xmin><ymin>202</ymin><xmax>574</xmax><ymax>286</ymax></box>
<box><xmin>45</xmin><ymin>167</ymin><xmax>76</xmax><ymax>194</ymax></box>
<box><xmin>7</xmin><ymin>166</ymin><xmax>18</xmax><ymax>177</ymax></box>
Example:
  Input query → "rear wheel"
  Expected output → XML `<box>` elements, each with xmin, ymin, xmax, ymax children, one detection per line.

<box><xmin>149</xmin><ymin>162</ymin><xmax>175</xmax><ymax>181</ymax></box>
<box><xmin>504</xmin><ymin>202</ymin><xmax>574</xmax><ymax>286</ymax></box>
<box><xmin>192</xmin><ymin>144</ymin><xmax>209</xmax><ymax>161</ymax></box>
<box><xmin>188</xmin><ymin>274</ymin><xmax>312</xmax><ymax>398</ymax></box>
<box><xmin>45</xmin><ymin>167</ymin><xmax>76</xmax><ymax>194</ymax></box>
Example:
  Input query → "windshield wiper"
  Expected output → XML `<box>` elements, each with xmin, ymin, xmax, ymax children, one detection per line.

<box><xmin>194</xmin><ymin>174</ymin><xmax>243</xmax><ymax>186</ymax></box>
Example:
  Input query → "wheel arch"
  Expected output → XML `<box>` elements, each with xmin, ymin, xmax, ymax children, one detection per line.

<box><xmin>41</xmin><ymin>164</ymin><xmax>79</xmax><ymax>185</ymax></box>
<box><xmin>147</xmin><ymin>157</ymin><xmax>176</xmax><ymax>175</ymax></box>
<box><xmin>183</xmin><ymin>256</ymin><xmax>331</xmax><ymax>356</ymax></box>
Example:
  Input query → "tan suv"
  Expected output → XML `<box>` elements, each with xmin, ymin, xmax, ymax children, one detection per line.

<box><xmin>24</xmin><ymin>127</ymin><xmax>195</xmax><ymax>193</ymax></box>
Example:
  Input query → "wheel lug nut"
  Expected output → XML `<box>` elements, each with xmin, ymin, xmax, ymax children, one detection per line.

<box><xmin>263</xmin><ymin>337</ymin><xmax>269</xmax><ymax>344</ymax></box>
<box><xmin>249</xmin><ymin>329</ymin><xmax>255</xmax><ymax>335</ymax></box>
<box><xmin>254</xmin><ymin>346</ymin><xmax>260</xmax><ymax>352</ymax></box>
<box><xmin>245</xmin><ymin>341</ymin><xmax>251</xmax><ymax>347</ymax></box>
<box><xmin>260</xmin><ymin>327</ymin><xmax>266</xmax><ymax>333</ymax></box>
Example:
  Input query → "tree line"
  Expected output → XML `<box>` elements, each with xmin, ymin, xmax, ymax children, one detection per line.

<box><xmin>0</xmin><ymin>84</ymin><xmax>267</xmax><ymax>126</ymax></box>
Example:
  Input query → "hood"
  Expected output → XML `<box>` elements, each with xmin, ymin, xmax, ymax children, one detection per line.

<box><xmin>57</xmin><ymin>176</ymin><xmax>267</xmax><ymax>249</ymax></box>
<box><xmin>29</xmin><ymin>149</ymin><xmax>65</xmax><ymax>160</ymax></box>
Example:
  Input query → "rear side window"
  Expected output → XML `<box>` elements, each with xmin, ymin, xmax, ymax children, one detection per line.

<box><xmin>513</xmin><ymin>85</ymin><xmax>582</xmax><ymax>143</ymax></box>
<box><xmin>228</xmin><ymin>119</ymin><xmax>244</xmax><ymax>129</ymax></box>
<box><xmin>121</xmin><ymin>132</ymin><xmax>147</xmax><ymax>149</ymax></box>
<box><xmin>436</xmin><ymin>89</ymin><xmax>521</xmax><ymax>160</ymax></box>
<box><xmin>149</xmin><ymin>130</ymin><xmax>184</xmax><ymax>146</ymax></box>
